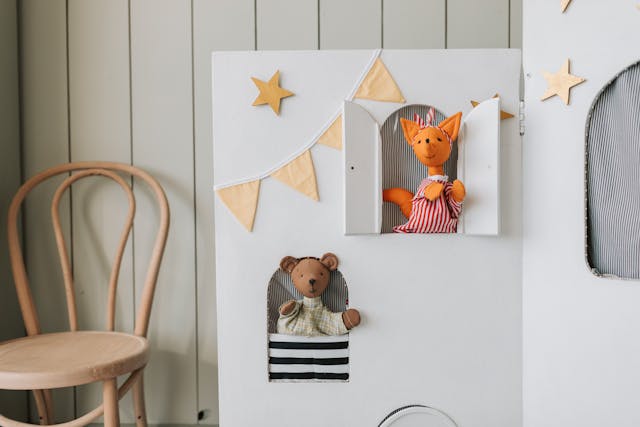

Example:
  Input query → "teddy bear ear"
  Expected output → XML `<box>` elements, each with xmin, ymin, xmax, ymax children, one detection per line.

<box><xmin>280</xmin><ymin>256</ymin><xmax>299</xmax><ymax>273</ymax></box>
<box><xmin>319</xmin><ymin>253</ymin><xmax>339</xmax><ymax>271</ymax></box>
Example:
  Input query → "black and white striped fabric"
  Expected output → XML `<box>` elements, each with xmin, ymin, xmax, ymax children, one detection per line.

<box><xmin>586</xmin><ymin>60</ymin><xmax>640</xmax><ymax>279</ymax></box>
<box><xmin>266</xmin><ymin>268</ymin><xmax>348</xmax><ymax>333</ymax></box>
<box><xmin>268</xmin><ymin>333</ymin><xmax>349</xmax><ymax>382</ymax></box>
<box><xmin>380</xmin><ymin>105</ymin><xmax>458</xmax><ymax>233</ymax></box>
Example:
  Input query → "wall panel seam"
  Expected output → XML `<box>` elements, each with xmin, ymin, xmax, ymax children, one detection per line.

<box><xmin>127</xmin><ymin>0</ymin><xmax>137</xmax><ymax>337</ymax></box>
<box><xmin>445</xmin><ymin>0</ymin><xmax>448</xmax><ymax>48</ymax></box>
<box><xmin>508</xmin><ymin>0</ymin><xmax>511</xmax><ymax>48</ymax></box>
<box><xmin>64</xmin><ymin>0</ymin><xmax>78</xmax><ymax>417</ymax></box>
<box><xmin>189</xmin><ymin>0</ymin><xmax>201</xmax><ymax>421</ymax></box>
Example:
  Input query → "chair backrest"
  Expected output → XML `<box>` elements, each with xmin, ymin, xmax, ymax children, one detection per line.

<box><xmin>7</xmin><ymin>162</ymin><xmax>169</xmax><ymax>338</ymax></box>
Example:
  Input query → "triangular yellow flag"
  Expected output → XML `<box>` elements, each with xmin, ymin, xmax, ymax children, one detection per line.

<box><xmin>355</xmin><ymin>58</ymin><xmax>406</xmax><ymax>103</ymax></box>
<box><xmin>271</xmin><ymin>150</ymin><xmax>319</xmax><ymax>201</ymax></box>
<box><xmin>317</xmin><ymin>115</ymin><xmax>342</xmax><ymax>150</ymax></box>
<box><xmin>215</xmin><ymin>180</ymin><xmax>261</xmax><ymax>231</ymax></box>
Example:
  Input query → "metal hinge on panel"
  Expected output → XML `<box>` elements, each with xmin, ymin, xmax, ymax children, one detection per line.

<box><xmin>519</xmin><ymin>100</ymin><xmax>525</xmax><ymax>136</ymax></box>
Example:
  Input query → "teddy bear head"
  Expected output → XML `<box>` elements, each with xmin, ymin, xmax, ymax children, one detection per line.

<box><xmin>279</xmin><ymin>253</ymin><xmax>339</xmax><ymax>298</ymax></box>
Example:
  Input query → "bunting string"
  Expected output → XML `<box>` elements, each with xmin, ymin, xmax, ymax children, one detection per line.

<box><xmin>215</xmin><ymin>49</ymin><xmax>406</xmax><ymax>231</ymax></box>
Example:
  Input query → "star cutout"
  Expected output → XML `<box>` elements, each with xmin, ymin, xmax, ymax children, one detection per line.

<box><xmin>561</xmin><ymin>0</ymin><xmax>572</xmax><ymax>12</ymax></box>
<box><xmin>251</xmin><ymin>70</ymin><xmax>294</xmax><ymax>115</ymax></box>
<box><xmin>541</xmin><ymin>59</ymin><xmax>585</xmax><ymax>105</ymax></box>
<box><xmin>470</xmin><ymin>94</ymin><xmax>514</xmax><ymax>120</ymax></box>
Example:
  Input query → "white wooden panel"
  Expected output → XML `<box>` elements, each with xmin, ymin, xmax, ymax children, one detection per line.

<box><xmin>67</xmin><ymin>0</ymin><xmax>135</xmax><ymax>421</ymax></box>
<box><xmin>343</xmin><ymin>101</ymin><xmax>381</xmax><ymax>235</ymax></box>
<box><xmin>130</xmin><ymin>0</ymin><xmax>197</xmax><ymax>423</ymax></box>
<box><xmin>382</xmin><ymin>0</ymin><xmax>445</xmax><ymax>48</ymax></box>
<box><xmin>319</xmin><ymin>0</ymin><xmax>381</xmax><ymax>49</ymax></box>
<box><xmin>257</xmin><ymin>0</ymin><xmax>318</xmax><ymax>49</ymax></box>
<box><xmin>193</xmin><ymin>0</ymin><xmax>255</xmax><ymax>424</ymax></box>
<box><xmin>457</xmin><ymin>98</ymin><xmax>500</xmax><ymax>235</ymax></box>
<box><xmin>523</xmin><ymin>2</ymin><xmax>640</xmax><ymax>427</ymax></box>
<box><xmin>0</xmin><ymin>0</ymin><xmax>28</xmax><ymax>420</ymax></box>
<box><xmin>18</xmin><ymin>0</ymin><xmax>75</xmax><ymax>422</ymax></box>
<box><xmin>214</xmin><ymin>50</ymin><xmax>521</xmax><ymax>427</ymax></box>
<box><xmin>447</xmin><ymin>0</ymin><xmax>509</xmax><ymax>48</ymax></box>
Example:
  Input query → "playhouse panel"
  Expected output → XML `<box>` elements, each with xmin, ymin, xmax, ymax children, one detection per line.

<box><xmin>213</xmin><ymin>49</ymin><xmax>522</xmax><ymax>427</ymax></box>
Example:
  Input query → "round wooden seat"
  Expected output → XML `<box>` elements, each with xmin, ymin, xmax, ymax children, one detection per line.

<box><xmin>0</xmin><ymin>331</ymin><xmax>149</xmax><ymax>390</ymax></box>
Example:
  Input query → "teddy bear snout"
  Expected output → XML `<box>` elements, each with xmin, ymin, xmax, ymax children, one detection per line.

<box><xmin>308</xmin><ymin>278</ymin><xmax>316</xmax><ymax>286</ymax></box>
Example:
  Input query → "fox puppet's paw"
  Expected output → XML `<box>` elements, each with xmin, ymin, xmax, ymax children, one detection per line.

<box><xmin>451</xmin><ymin>179</ymin><xmax>466</xmax><ymax>203</ymax></box>
<box><xmin>424</xmin><ymin>182</ymin><xmax>445</xmax><ymax>201</ymax></box>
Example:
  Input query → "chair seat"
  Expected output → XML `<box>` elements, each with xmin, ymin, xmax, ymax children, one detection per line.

<box><xmin>0</xmin><ymin>331</ymin><xmax>149</xmax><ymax>390</ymax></box>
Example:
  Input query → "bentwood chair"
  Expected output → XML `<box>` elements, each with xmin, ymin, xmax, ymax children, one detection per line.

<box><xmin>0</xmin><ymin>162</ymin><xmax>170</xmax><ymax>427</ymax></box>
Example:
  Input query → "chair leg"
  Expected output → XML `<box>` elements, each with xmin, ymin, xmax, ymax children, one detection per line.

<box><xmin>103</xmin><ymin>379</ymin><xmax>120</xmax><ymax>427</ymax></box>
<box><xmin>32</xmin><ymin>390</ymin><xmax>50</xmax><ymax>425</ymax></box>
<box><xmin>43</xmin><ymin>390</ymin><xmax>54</xmax><ymax>424</ymax></box>
<box><xmin>132</xmin><ymin>374</ymin><xmax>147</xmax><ymax>427</ymax></box>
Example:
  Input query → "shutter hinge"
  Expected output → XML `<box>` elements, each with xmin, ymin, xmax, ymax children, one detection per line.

<box><xmin>519</xmin><ymin>100</ymin><xmax>525</xmax><ymax>136</ymax></box>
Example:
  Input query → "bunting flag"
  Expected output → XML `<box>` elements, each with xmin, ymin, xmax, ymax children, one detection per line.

<box><xmin>270</xmin><ymin>150</ymin><xmax>319</xmax><ymax>201</ymax></box>
<box><xmin>317</xmin><ymin>115</ymin><xmax>343</xmax><ymax>150</ymax></box>
<box><xmin>354</xmin><ymin>58</ymin><xmax>406</xmax><ymax>103</ymax></box>
<box><xmin>215</xmin><ymin>50</ymin><xmax>406</xmax><ymax>232</ymax></box>
<box><xmin>215</xmin><ymin>180</ymin><xmax>261</xmax><ymax>231</ymax></box>
<box><xmin>470</xmin><ymin>94</ymin><xmax>514</xmax><ymax>120</ymax></box>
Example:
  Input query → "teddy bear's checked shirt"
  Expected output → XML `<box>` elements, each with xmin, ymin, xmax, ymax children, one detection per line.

<box><xmin>277</xmin><ymin>296</ymin><xmax>348</xmax><ymax>336</ymax></box>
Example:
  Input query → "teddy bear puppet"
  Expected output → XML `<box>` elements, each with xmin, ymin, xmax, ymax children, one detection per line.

<box><xmin>277</xmin><ymin>253</ymin><xmax>360</xmax><ymax>337</ymax></box>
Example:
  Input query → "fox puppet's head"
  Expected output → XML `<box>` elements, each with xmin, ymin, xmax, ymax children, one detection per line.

<box><xmin>400</xmin><ymin>110</ymin><xmax>462</xmax><ymax>169</ymax></box>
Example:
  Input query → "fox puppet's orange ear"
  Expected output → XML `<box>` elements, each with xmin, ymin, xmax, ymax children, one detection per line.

<box><xmin>400</xmin><ymin>118</ymin><xmax>421</xmax><ymax>145</ymax></box>
<box><xmin>438</xmin><ymin>112</ymin><xmax>463</xmax><ymax>142</ymax></box>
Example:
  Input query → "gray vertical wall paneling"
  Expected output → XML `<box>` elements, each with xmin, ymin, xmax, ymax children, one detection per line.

<box><xmin>67</xmin><ymin>0</ymin><xmax>135</xmax><ymax>421</ymax></box>
<box><xmin>18</xmin><ymin>0</ymin><xmax>74</xmax><ymax>421</ymax></box>
<box><xmin>130</xmin><ymin>0</ymin><xmax>197</xmax><ymax>423</ymax></box>
<box><xmin>257</xmin><ymin>0</ymin><xmax>319</xmax><ymax>49</ymax></box>
<box><xmin>383</xmin><ymin>0</ymin><xmax>446</xmax><ymax>48</ymax></box>
<box><xmin>510</xmin><ymin>0</ymin><xmax>522</xmax><ymax>49</ymax></box>
<box><xmin>319</xmin><ymin>0</ymin><xmax>382</xmax><ymax>49</ymax></box>
<box><xmin>447</xmin><ymin>0</ymin><xmax>510</xmax><ymax>48</ymax></box>
<box><xmin>0</xmin><ymin>0</ymin><xmax>27</xmax><ymax>419</ymax></box>
<box><xmin>192</xmin><ymin>0</ymin><xmax>255</xmax><ymax>423</ymax></box>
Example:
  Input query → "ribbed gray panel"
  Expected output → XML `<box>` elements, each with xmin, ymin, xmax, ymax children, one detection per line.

<box><xmin>586</xmin><ymin>60</ymin><xmax>640</xmax><ymax>279</ymax></box>
<box><xmin>380</xmin><ymin>105</ymin><xmax>458</xmax><ymax>233</ymax></box>
<box><xmin>267</xmin><ymin>269</ymin><xmax>348</xmax><ymax>333</ymax></box>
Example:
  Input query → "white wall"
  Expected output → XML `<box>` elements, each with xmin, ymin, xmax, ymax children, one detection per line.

<box><xmin>523</xmin><ymin>2</ymin><xmax>640</xmax><ymax>427</ymax></box>
<box><xmin>16</xmin><ymin>0</ymin><xmax>522</xmax><ymax>425</ymax></box>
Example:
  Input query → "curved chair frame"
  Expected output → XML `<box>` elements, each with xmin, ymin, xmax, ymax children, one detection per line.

<box><xmin>0</xmin><ymin>162</ymin><xmax>170</xmax><ymax>427</ymax></box>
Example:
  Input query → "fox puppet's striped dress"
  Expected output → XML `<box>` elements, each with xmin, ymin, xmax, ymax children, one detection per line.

<box><xmin>393</xmin><ymin>175</ymin><xmax>462</xmax><ymax>234</ymax></box>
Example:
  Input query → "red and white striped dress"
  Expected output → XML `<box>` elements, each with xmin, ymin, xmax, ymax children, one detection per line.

<box><xmin>393</xmin><ymin>175</ymin><xmax>462</xmax><ymax>234</ymax></box>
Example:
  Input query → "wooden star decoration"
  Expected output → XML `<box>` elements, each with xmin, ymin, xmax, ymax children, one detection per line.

<box><xmin>251</xmin><ymin>70</ymin><xmax>294</xmax><ymax>115</ymax></box>
<box><xmin>470</xmin><ymin>94</ymin><xmax>514</xmax><ymax>120</ymax></box>
<box><xmin>541</xmin><ymin>59</ymin><xmax>586</xmax><ymax>105</ymax></box>
<box><xmin>561</xmin><ymin>0</ymin><xmax>572</xmax><ymax>12</ymax></box>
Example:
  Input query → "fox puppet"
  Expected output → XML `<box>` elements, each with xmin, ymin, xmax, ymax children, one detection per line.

<box><xmin>383</xmin><ymin>109</ymin><xmax>465</xmax><ymax>233</ymax></box>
